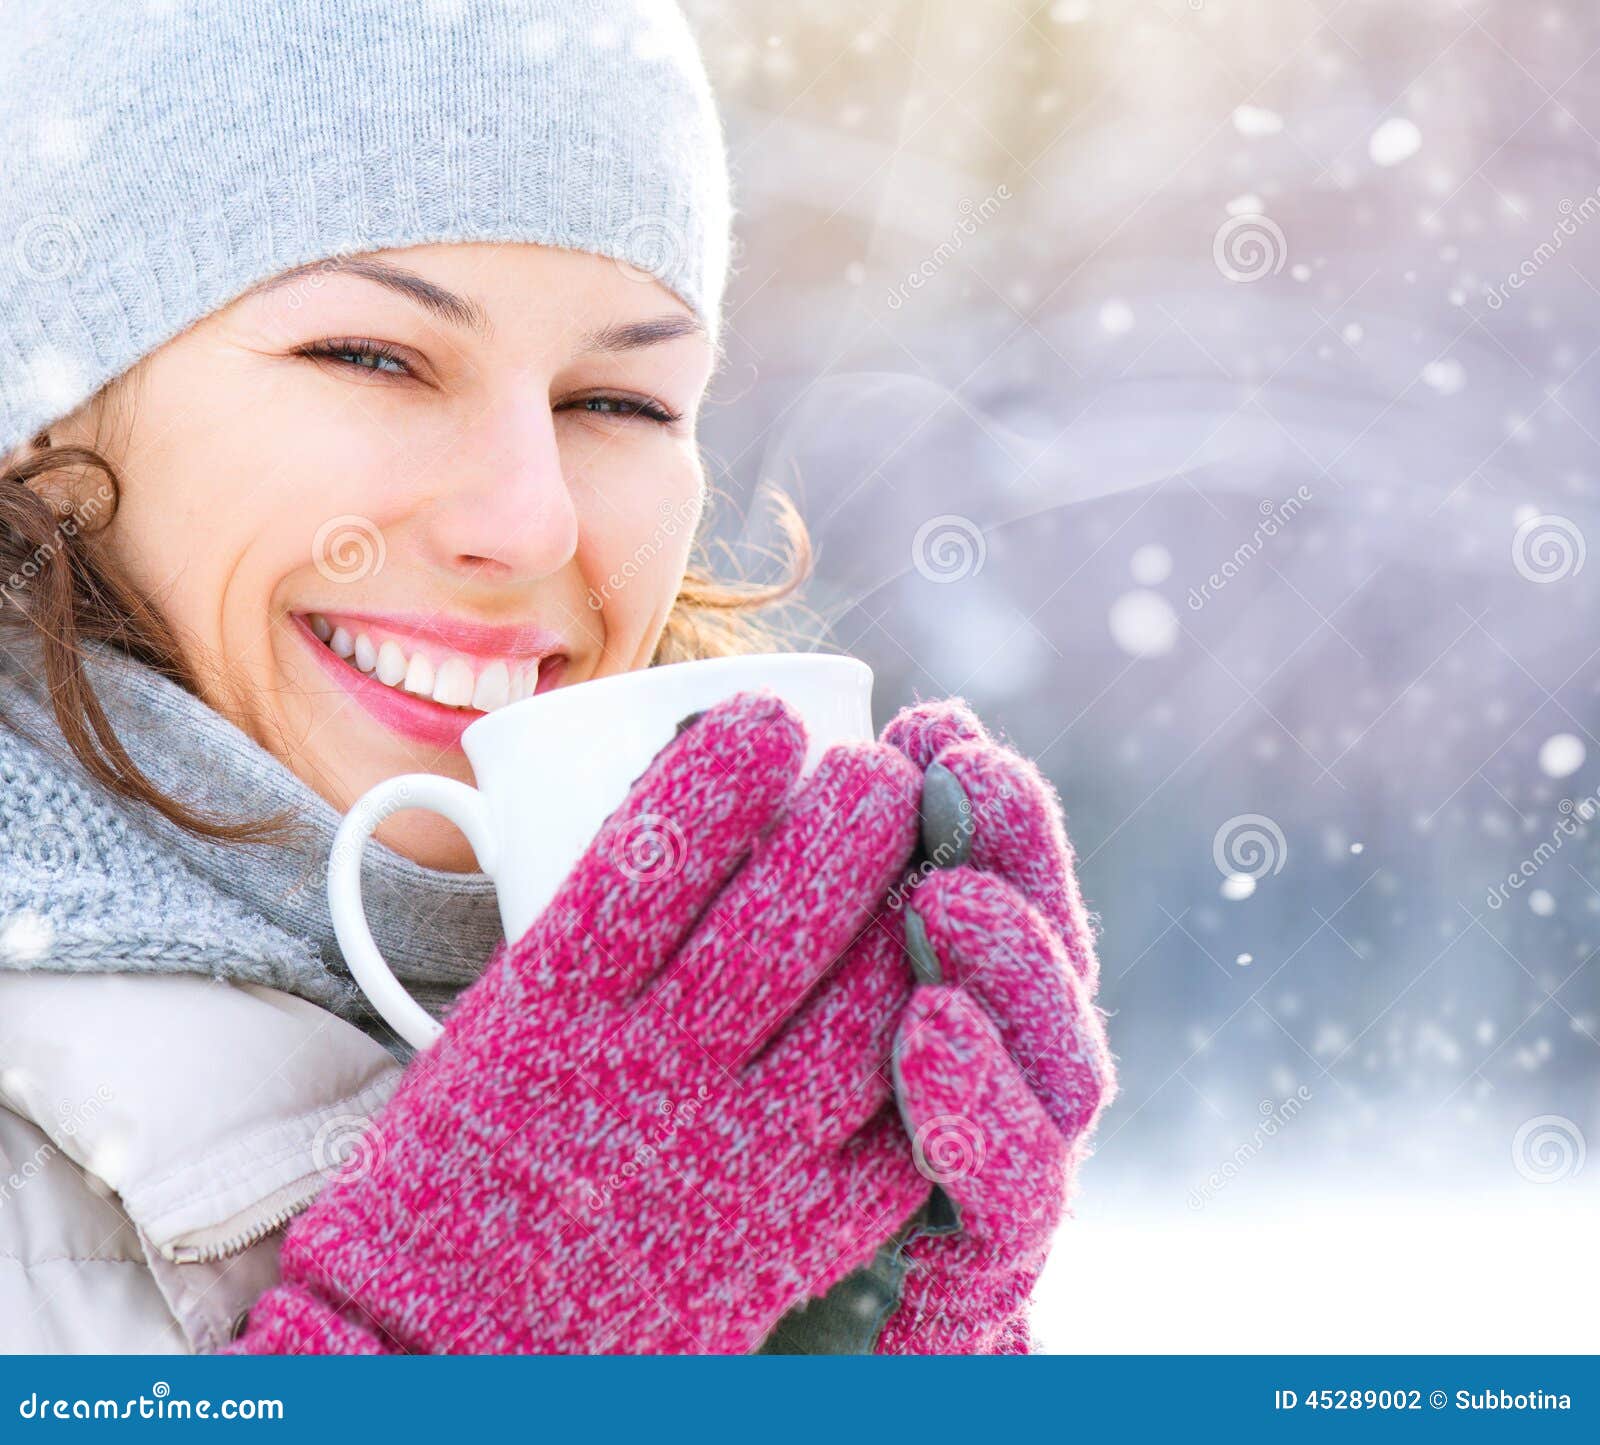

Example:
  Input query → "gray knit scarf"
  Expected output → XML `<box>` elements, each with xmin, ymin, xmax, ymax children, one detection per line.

<box><xmin>0</xmin><ymin>628</ymin><xmax>505</xmax><ymax>1063</ymax></box>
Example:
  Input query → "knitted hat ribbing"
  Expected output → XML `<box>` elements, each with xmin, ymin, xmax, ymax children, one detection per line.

<box><xmin>0</xmin><ymin>0</ymin><xmax>733</xmax><ymax>458</ymax></box>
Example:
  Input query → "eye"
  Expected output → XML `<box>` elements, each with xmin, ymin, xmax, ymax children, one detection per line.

<box><xmin>564</xmin><ymin>394</ymin><xmax>684</xmax><ymax>428</ymax></box>
<box><xmin>297</xmin><ymin>338</ymin><xmax>415</xmax><ymax>377</ymax></box>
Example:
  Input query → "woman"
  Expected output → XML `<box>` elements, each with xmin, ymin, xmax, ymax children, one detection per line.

<box><xmin>0</xmin><ymin>0</ymin><xmax>1112</xmax><ymax>1354</ymax></box>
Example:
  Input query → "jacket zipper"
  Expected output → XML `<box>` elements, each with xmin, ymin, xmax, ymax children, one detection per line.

<box><xmin>162</xmin><ymin>1176</ymin><xmax>326</xmax><ymax>1265</ymax></box>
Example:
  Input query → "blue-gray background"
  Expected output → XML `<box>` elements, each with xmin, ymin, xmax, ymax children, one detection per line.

<box><xmin>688</xmin><ymin>0</ymin><xmax>1600</xmax><ymax>1349</ymax></box>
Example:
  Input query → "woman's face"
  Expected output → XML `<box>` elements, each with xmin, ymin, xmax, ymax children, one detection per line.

<box><xmin>50</xmin><ymin>242</ymin><xmax>714</xmax><ymax>869</ymax></box>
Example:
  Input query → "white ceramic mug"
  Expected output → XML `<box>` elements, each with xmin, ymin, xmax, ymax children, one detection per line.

<box><xmin>328</xmin><ymin>652</ymin><xmax>875</xmax><ymax>1051</ymax></box>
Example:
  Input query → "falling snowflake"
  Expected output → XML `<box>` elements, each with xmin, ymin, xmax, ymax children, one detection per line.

<box><xmin>1130</xmin><ymin>543</ymin><xmax>1173</xmax><ymax>585</ymax></box>
<box><xmin>1538</xmin><ymin>733</ymin><xmax>1585</xmax><ymax>779</ymax></box>
<box><xmin>1369</xmin><ymin>117</ymin><xmax>1422</xmax><ymax>166</ymax></box>
<box><xmin>1108</xmin><ymin>590</ymin><xmax>1177</xmax><ymax>657</ymax></box>
<box><xmin>1233</xmin><ymin>105</ymin><xmax>1284</xmax><ymax>137</ymax></box>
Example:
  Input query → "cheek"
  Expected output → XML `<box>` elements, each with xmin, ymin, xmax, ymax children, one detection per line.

<box><xmin>102</xmin><ymin>358</ymin><xmax>411</xmax><ymax>643</ymax></box>
<box><xmin>136</xmin><ymin>347</ymin><xmax>432</xmax><ymax>528</ymax></box>
<box><xmin>576</xmin><ymin>458</ymin><xmax>702</xmax><ymax>649</ymax></box>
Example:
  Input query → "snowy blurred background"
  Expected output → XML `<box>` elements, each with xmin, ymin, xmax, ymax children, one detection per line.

<box><xmin>686</xmin><ymin>0</ymin><xmax>1600</xmax><ymax>1350</ymax></box>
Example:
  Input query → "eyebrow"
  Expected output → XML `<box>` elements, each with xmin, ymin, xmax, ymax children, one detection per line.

<box><xmin>253</xmin><ymin>257</ymin><xmax>493</xmax><ymax>336</ymax></box>
<box><xmin>250</xmin><ymin>256</ymin><xmax>707</xmax><ymax>353</ymax></box>
<box><xmin>576</xmin><ymin>313</ymin><xmax>707</xmax><ymax>353</ymax></box>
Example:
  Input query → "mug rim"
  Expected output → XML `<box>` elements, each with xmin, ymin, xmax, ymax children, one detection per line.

<box><xmin>459</xmin><ymin>650</ymin><xmax>872</xmax><ymax>748</ymax></box>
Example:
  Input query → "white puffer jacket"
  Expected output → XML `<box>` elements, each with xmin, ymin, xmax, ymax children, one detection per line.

<box><xmin>0</xmin><ymin>970</ymin><xmax>401</xmax><ymax>1353</ymax></box>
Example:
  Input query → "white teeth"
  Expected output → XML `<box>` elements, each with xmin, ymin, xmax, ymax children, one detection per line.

<box><xmin>471</xmin><ymin>660</ymin><xmax>510</xmax><ymax>712</ymax></box>
<box><xmin>402</xmin><ymin>652</ymin><xmax>436</xmax><ymax>698</ymax></box>
<box><xmin>433</xmin><ymin>657</ymin><xmax>475</xmax><ymax>708</ymax></box>
<box><xmin>376</xmin><ymin>640</ymin><xmax>408</xmax><ymax>686</ymax></box>
<box><xmin>316</xmin><ymin>620</ymin><xmax>549</xmax><ymax>712</ymax></box>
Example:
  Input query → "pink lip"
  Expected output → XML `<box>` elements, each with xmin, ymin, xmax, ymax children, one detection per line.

<box><xmin>290</xmin><ymin>613</ymin><xmax>568</xmax><ymax>751</ymax></box>
<box><xmin>310</xmin><ymin>609</ymin><xmax>565</xmax><ymax>661</ymax></box>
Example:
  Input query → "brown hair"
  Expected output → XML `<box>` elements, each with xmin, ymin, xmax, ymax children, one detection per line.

<box><xmin>0</xmin><ymin>375</ymin><xmax>811</xmax><ymax>846</ymax></box>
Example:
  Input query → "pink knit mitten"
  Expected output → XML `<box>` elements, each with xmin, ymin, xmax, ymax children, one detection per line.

<box><xmin>871</xmin><ymin>700</ymin><xmax>1115</xmax><ymax>1354</ymax></box>
<box><xmin>227</xmin><ymin>692</ymin><xmax>930</xmax><ymax>1354</ymax></box>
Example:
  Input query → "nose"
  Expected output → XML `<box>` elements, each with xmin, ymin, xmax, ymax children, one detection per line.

<box><xmin>426</xmin><ymin>392</ymin><xmax>579</xmax><ymax>582</ymax></box>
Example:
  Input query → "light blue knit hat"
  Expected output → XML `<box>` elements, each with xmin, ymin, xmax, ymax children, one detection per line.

<box><xmin>0</xmin><ymin>0</ymin><xmax>733</xmax><ymax>458</ymax></box>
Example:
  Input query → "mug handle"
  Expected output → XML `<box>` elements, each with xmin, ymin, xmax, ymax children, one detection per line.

<box><xmin>327</xmin><ymin>774</ymin><xmax>499</xmax><ymax>1052</ymax></box>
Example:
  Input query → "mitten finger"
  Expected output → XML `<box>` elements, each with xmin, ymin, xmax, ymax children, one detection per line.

<box><xmin>880</xmin><ymin>697</ymin><xmax>991</xmax><ymax>771</ymax></box>
<box><xmin>892</xmin><ymin>986</ymin><xmax>1084</xmax><ymax>1248</ymax></box>
<box><xmin>931</xmin><ymin>740</ymin><xmax>1098</xmax><ymax>992</ymax></box>
<box><xmin>512</xmin><ymin>690</ymin><xmax>807</xmax><ymax>1004</ymax></box>
<box><xmin>648</xmin><ymin>742</ymin><xmax>921</xmax><ymax>1069</ymax></box>
<box><xmin>744</xmin><ymin>912</ymin><xmax>914</xmax><ymax>1151</ymax></box>
<box><xmin>905</xmin><ymin>867</ymin><xmax>1113</xmax><ymax>1142</ymax></box>
<box><xmin>811</xmin><ymin>1104</ymin><xmax>934</xmax><ymax>1295</ymax></box>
